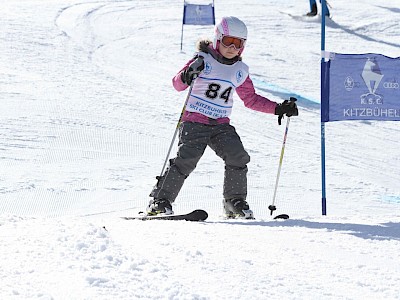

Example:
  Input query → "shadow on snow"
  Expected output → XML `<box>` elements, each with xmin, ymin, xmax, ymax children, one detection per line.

<box><xmin>209</xmin><ymin>219</ymin><xmax>400</xmax><ymax>241</ymax></box>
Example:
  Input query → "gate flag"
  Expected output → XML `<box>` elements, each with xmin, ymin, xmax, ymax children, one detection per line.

<box><xmin>183</xmin><ymin>2</ymin><xmax>215</xmax><ymax>25</ymax></box>
<box><xmin>322</xmin><ymin>53</ymin><xmax>400</xmax><ymax>122</ymax></box>
<box><xmin>319</xmin><ymin>0</ymin><xmax>400</xmax><ymax>216</ymax></box>
<box><xmin>181</xmin><ymin>1</ymin><xmax>215</xmax><ymax>50</ymax></box>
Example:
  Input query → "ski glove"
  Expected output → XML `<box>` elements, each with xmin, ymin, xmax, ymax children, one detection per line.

<box><xmin>275</xmin><ymin>97</ymin><xmax>299</xmax><ymax>125</ymax></box>
<box><xmin>181</xmin><ymin>56</ymin><xmax>205</xmax><ymax>86</ymax></box>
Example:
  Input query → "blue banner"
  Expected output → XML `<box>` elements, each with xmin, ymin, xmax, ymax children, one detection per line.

<box><xmin>323</xmin><ymin>53</ymin><xmax>400</xmax><ymax>122</ymax></box>
<box><xmin>183</xmin><ymin>3</ymin><xmax>215</xmax><ymax>25</ymax></box>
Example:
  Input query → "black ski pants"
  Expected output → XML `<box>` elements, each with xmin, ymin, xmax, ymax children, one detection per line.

<box><xmin>150</xmin><ymin>122</ymin><xmax>250</xmax><ymax>202</ymax></box>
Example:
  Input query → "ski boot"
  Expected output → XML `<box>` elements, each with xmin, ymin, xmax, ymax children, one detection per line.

<box><xmin>147</xmin><ymin>199</ymin><xmax>174</xmax><ymax>216</ymax></box>
<box><xmin>223</xmin><ymin>198</ymin><xmax>254</xmax><ymax>219</ymax></box>
<box><xmin>306</xmin><ymin>3</ymin><xmax>317</xmax><ymax>16</ymax></box>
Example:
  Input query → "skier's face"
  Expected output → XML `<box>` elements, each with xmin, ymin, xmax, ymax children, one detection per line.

<box><xmin>219</xmin><ymin>41</ymin><xmax>240</xmax><ymax>59</ymax></box>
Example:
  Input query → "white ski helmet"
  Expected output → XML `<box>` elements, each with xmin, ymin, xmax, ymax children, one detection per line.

<box><xmin>213</xmin><ymin>16</ymin><xmax>248</xmax><ymax>55</ymax></box>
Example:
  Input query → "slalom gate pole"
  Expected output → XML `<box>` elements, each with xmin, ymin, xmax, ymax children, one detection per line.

<box><xmin>158</xmin><ymin>81</ymin><xmax>194</xmax><ymax>177</ymax></box>
<box><xmin>268</xmin><ymin>117</ymin><xmax>291</xmax><ymax>216</ymax></box>
<box><xmin>321</xmin><ymin>0</ymin><xmax>327</xmax><ymax>215</ymax></box>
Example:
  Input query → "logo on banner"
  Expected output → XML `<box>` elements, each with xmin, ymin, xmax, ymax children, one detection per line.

<box><xmin>360</xmin><ymin>58</ymin><xmax>384</xmax><ymax>104</ymax></box>
<box><xmin>383</xmin><ymin>79</ymin><xmax>399</xmax><ymax>89</ymax></box>
<box><xmin>344</xmin><ymin>76</ymin><xmax>355</xmax><ymax>91</ymax></box>
<box><xmin>193</xmin><ymin>5</ymin><xmax>207</xmax><ymax>22</ymax></box>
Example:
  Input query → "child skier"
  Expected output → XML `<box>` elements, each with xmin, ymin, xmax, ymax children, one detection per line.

<box><xmin>147</xmin><ymin>16</ymin><xmax>298</xmax><ymax>219</ymax></box>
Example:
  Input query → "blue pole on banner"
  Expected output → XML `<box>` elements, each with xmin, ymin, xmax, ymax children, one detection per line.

<box><xmin>320</xmin><ymin>0</ymin><xmax>327</xmax><ymax>215</ymax></box>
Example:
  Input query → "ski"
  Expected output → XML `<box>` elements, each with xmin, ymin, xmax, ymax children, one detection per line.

<box><xmin>122</xmin><ymin>209</ymin><xmax>208</xmax><ymax>222</ymax></box>
<box><xmin>274</xmin><ymin>214</ymin><xmax>289</xmax><ymax>220</ymax></box>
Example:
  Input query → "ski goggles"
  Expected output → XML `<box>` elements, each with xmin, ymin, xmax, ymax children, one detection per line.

<box><xmin>220</xmin><ymin>35</ymin><xmax>245</xmax><ymax>50</ymax></box>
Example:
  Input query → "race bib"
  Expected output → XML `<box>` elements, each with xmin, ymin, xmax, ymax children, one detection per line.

<box><xmin>186</xmin><ymin>52</ymin><xmax>249</xmax><ymax>119</ymax></box>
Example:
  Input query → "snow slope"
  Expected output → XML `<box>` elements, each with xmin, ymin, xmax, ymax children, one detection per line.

<box><xmin>0</xmin><ymin>0</ymin><xmax>399</xmax><ymax>299</ymax></box>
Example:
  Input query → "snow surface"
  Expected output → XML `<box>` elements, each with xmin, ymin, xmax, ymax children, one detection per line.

<box><xmin>1</xmin><ymin>0</ymin><xmax>400</xmax><ymax>299</ymax></box>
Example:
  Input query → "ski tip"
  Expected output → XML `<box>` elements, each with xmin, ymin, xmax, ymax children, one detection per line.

<box><xmin>193</xmin><ymin>209</ymin><xmax>208</xmax><ymax>221</ymax></box>
<box><xmin>273</xmin><ymin>214</ymin><xmax>289</xmax><ymax>220</ymax></box>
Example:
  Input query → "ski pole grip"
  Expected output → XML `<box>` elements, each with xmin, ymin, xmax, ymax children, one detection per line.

<box><xmin>288</xmin><ymin>97</ymin><xmax>299</xmax><ymax>117</ymax></box>
<box><xmin>192</xmin><ymin>56</ymin><xmax>204</xmax><ymax>69</ymax></box>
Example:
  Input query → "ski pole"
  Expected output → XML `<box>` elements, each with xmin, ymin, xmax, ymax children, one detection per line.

<box><xmin>158</xmin><ymin>80</ymin><xmax>195</xmax><ymax>177</ymax></box>
<box><xmin>157</xmin><ymin>56</ymin><xmax>204</xmax><ymax>177</ymax></box>
<box><xmin>268</xmin><ymin>117</ymin><xmax>291</xmax><ymax>216</ymax></box>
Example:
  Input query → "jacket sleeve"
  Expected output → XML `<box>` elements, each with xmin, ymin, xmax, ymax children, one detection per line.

<box><xmin>236</xmin><ymin>75</ymin><xmax>278</xmax><ymax>114</ymax></box>
<box><xmin>172</xmin><ymin>58</ymin><xmax>195</xmax><ymax>91</ymax></box>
